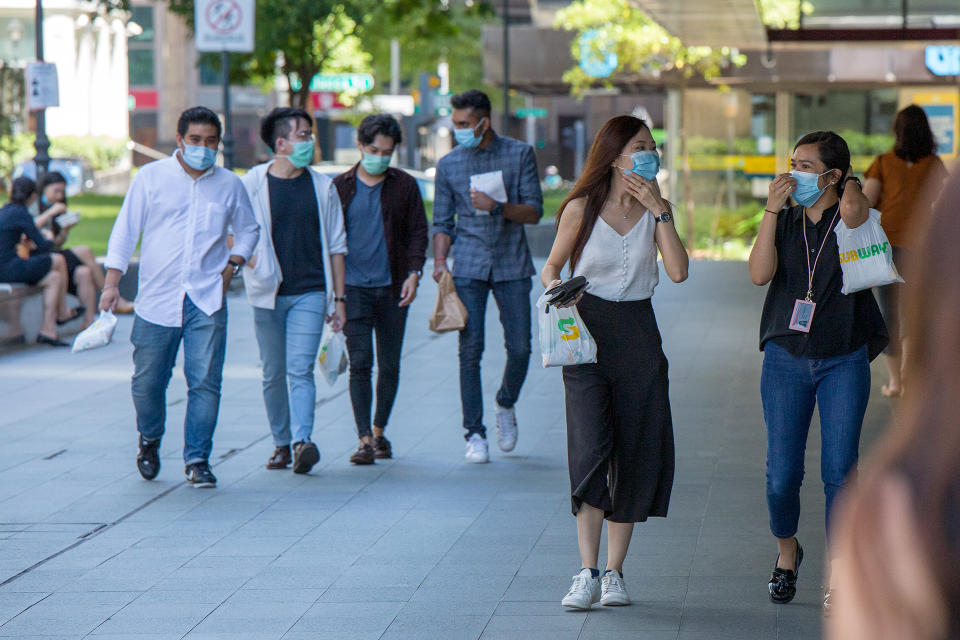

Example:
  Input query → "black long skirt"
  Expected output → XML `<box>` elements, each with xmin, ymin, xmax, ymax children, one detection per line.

<box><xmin>562</xmin><ymin>293</ymin><xmax>675</xmax><ymax>523</ymax></box>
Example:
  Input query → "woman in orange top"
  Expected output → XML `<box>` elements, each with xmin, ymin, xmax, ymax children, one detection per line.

<box><xmin>863</xmin><ymin>105</ymin><xmax>948</xmax><ymax>397</ymax></box>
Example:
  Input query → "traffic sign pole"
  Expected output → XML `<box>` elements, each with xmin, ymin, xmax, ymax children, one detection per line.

<box><xmin>221</xmin><ymin>50</ymin><xmax>233</xmax><ymax>169</ymax></box>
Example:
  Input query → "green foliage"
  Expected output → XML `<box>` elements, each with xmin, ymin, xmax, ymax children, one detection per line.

<box><xmin>164</xmin><ymin>0</ymin><xmax>492</xmax><ymax>109</ymax></box>
<box><xmin>756</xmin><ymin>0</ymin><xmax>813</xmax><ymax>29</ymax></box>
<box><xmin>1</xmin><ymin>134</ymin><xmax>129</xmax><ymax>173</ymax></box>
<box><xmin>837</xmin><ymin>129</ymin><xmax>894</xmax><ymax>156</ymax></box>
<box><xmin>554</xmin><ymin>0</ymin><xmax>747</xmax><ymax>94</ymax></box>
<box><xmin>65</xmin><ymin>193</ymin><xmax>126</xmax><ymax>256</ymax></box>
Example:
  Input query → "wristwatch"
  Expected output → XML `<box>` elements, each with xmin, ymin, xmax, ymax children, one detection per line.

<box><xmin>409</xmin><ymin>269</ymin><xmax>423</xmax><ymax>277</ymax></box>
<box><xmin>490</xmin><ymin>202</ymin><xmax>504</xmax><ymax>217</ymax></box>
<box><xmin>228</xmin><ymin>259</ymin><xmax>243</xmax><ymax>275</ymax></box>
<box><xmin>655</xmin><ymin>211</ymin><xmax>673</xmax><ymax>223</ymax></box>
<box><xmin>334</xmin><ymin>295</ymin><xmax>347</xmax><ymax>303</ymax></box>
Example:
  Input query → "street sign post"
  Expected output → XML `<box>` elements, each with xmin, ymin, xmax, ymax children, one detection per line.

<box><xmin>194</xmin><ymin>0</ymin><xmax>255</xmax><ymax>52</ymax></box>
<box><xmin>25</xmin><ymin>62</ymin><xmax>58</xmax><ymax>111</ymax></box>
<box><xmin>194</xmin><ymin>0</ymin><xmax>254</xmax><ymax>169</ymax></box>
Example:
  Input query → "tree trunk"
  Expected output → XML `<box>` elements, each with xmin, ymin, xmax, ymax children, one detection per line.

<box><xmin>680</xmin><ymin>81</ymin><xmax>695</xmax><ymax>251</ymax></box>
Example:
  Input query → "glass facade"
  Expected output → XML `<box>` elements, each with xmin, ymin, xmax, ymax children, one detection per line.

<box><xmin>128</xmin><ymin>5</ymin><xmax>155</xmax><ymax>88</ymax></box>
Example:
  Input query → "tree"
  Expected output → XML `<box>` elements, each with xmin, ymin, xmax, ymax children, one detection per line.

<box><xmin>162</xmin><ymin>0</ymin><xmax>492</xmax><ymax>110</ymax></box>
<box><xmin>0</xmin><ymin>64</ymin><xmax>26</xmax><ymax>182</ymax></box>
<box><xmin>554</xmin><ymin>0</ymin><xmax>810</xmax><ymax>249</ymax></box>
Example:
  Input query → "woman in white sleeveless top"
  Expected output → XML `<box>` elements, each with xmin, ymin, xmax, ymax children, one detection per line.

<box><xmin>541</xmin><ymin>115</ymin><xmax>688</xmax><ymax>610</ymax></box>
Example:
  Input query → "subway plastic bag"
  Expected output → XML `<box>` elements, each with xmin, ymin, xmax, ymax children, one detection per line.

<box><xmin>835</xmin><ymin>209</ymin><xmax>904</xmax><ymax>294</ymax></box>
<box><xmin>71</xmin><ymin>310</ymin><xmax>118</xmax><ymax>353</ymax></box>
<box><xmin>536</xmin><ymin>290</ymin><xmax>597</xmax><ymax>368</ymax></box>
<box><xmin>317</xmin><ymin>323</ymin><xmax>348</xmax><ymax>386</ymax></box>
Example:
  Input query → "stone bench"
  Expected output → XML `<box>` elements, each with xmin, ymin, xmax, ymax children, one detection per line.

<box><xmin>0</xmin><ymin>281</ymin><xmax>85</xmax><ymax>349</ymax></box>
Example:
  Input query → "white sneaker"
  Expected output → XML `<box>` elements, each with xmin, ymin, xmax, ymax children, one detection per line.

<box><xmin>600</xmin><ymin>569</ymin><xmax>630</xmax><ymax>606</ymax></box>
<box><xmin>465</xmin><ymin>434</ymin><xmax>489</xmax><ymax>463</ymax></box>
<box><xmin>561</xmin><ymin>568</ymin><xmax>601</xmax><ymax>610</ymax></box>
<box><xmin>495</xmin><ymin>403</ymin><xmax>518</xmax><ymax>452</ymax></box>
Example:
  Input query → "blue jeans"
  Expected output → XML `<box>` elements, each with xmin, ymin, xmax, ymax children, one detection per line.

<box><xmin>761</xmin><ymin>342</ymin><xmax>871</xmax><ymax>541</ymax></box>
<box><xmin>131</xmin><ymin>295</ymin><xmax>228</xmax><ymax>465</ymax></box>
<box><xmin>454</xmin><ymin>276</ymin><xmax>532</xmax><ymax>440</ymax></box>
<box><xmin>253</xmin><ymin>291</ymin><xmax>326</xmax><ymax>446</ymax></box>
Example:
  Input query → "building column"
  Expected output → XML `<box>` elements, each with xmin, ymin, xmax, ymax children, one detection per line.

<box><xmin>775</xmin><ymin>90</ymin><xmax>791</xmax><ymax>175</ymax></box>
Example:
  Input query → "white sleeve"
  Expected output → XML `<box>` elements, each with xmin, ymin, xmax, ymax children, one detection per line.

<box><xmin>228</xmin><ymin>180</ymin><xmax>260</xmax><ymax>260</ymax></box>
<box><xmin>324</xmin><ymin>181</ymin><xmax>347</xmax><ymax>255</ymax></box>
<box><xmin>103</xmin><ymin>171</ymin><xmax>149</xmax><ymax>274</ymax></box>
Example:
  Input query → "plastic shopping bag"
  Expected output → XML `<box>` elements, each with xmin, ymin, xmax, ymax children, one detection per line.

<box><xmin>429</xmin><ymin>271</ymin><xmax>469</xmax><ymax>333</ymax></box>
<box><xmin>535</xmin><ymin>291</ymin><xmax>597</xmax><ymax>368</ymax></box>
<box><xmin>71</xmin><ymin>310</ymin><xmax>118</xmax><ymax>353</ymax></box>
<box><xmin>835</xmin><ymin>209</ymin><xmax>904</xmax><ymax>294</ymax></box>
<box><xmin>317</xmin><ymin>324</ymin><xmax>348</xmax><ymax>386</ymax></box>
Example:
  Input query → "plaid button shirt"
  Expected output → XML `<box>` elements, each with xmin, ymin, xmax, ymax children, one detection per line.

<box><xmin>432</xmin><ymin>134</ymin><xmax>543</xmax><ymax>282</ymax></box>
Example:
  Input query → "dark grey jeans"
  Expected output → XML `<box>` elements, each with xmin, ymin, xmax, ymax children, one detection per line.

<box><xmin>344</xmin><ymin>285</ymin><xmax>408</xmax><ymax>439</ymax></box>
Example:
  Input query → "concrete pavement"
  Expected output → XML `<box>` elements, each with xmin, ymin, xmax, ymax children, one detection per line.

<box><xmin>0</xmin><ymin>261</ymin><xmax>894</xmax><ymax>639</ymax></box>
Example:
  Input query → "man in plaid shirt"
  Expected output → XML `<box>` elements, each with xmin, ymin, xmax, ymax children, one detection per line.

<box><xmin>432</xmin><ymin>89</ymin><xmax>544</xmax><ymax>464</ymax></box>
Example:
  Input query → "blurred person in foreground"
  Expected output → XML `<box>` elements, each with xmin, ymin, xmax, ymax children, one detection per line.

<box><xmin>101</xmin><ymin>106</ymin><xmax>259</xmax><ymax>488</ymax></box>
<box><xmin>432</xmin><ymin>89</ymin><xmax>543</xmax><ymax>463</ymax></box>
<box><xmin>333</xmin><ymin>114</ymin><xmax>428</xmax><ymax>465</ymax></box>
<box><xmin>863</xmin><ymin>105</ymin><xmax>948</xmax><ymax>397</ymax></box>
<box><xmin>829</xmin><ymin>167</ymin><xmax>960</xmax><ymax>640</ymax></box>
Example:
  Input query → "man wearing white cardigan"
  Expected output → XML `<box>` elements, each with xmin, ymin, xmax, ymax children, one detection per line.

<box><xmin>242</xmin><ymin>107</ymin><xmax>347</xmax><ymax>475</ymax></box>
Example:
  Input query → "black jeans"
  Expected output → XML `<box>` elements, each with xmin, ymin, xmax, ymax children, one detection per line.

<box><xmin>344</xmin><ymin>285</ymin><xmax>409</xmax><ymax>439</ymax></box>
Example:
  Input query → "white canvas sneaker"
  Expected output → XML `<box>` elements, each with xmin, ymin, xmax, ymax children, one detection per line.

<box><xmin>495</xmin><ymin>403</ymin><xmax>518</xmax><ymax>452</ymax></box>
<box><xmin>561</xmin><ymin>568</ymin><xmax>601</xmax><ymax>610</ymax></box>
<box><xmin>464</xmin><ymin>434</ymin><xmax>489</xmax><ymax>463</ymax></box>
<box><xmin>600</xmin><ymin>569</ymin><xmax>630</xmax><ymax>606</ymax></box>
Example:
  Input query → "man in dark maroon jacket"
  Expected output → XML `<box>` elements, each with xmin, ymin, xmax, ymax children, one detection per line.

<box><xmin>333</xmin><ymin>114</ymin><xmax>428</xmax><ymax>465</ymax></box>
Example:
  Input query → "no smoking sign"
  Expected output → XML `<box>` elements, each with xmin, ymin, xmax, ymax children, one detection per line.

<box><xmin>195</xmin><ymin>0</ymin><xmax>254</xmax><ymax>52</ymax></box>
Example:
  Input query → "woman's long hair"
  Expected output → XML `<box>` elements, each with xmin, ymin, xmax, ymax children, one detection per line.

<box><xmin>840</xmin><ymin>168</ymin><xmax>960</xmax><ymax>637</ymax></box>
<box><xmin>893</xmin><ymin>105</ymin><xmax>937</xmax><ymax>163</ymax></box>
<box><xmin>555</xmin><ymin>115</ymin><xmax>649</xmax><ymax>273</ymax></box>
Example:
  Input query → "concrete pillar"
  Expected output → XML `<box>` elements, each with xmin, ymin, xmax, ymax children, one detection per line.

<box><xmin>665</xmin><ymin>88</ymin><xmax>681</xmax><ymax>202</ymax></box>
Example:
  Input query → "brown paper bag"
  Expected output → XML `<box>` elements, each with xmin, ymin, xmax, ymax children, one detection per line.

<box><xmin>429</xmin><ymin>271</ymin><xmax>468</xmax><ymax>333</ymax></box>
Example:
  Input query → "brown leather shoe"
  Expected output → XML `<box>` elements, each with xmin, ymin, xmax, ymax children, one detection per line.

<box><xmin>266</xmin><ymin>445</ymin><xmax>291</xmax><ymax>469</ymax></box>
<box><xmin>292</xmin><ymin>441</ymin><xmax>320</xmax><ymax>474</ymax></box>
<box><xmin>349</xmin><ymin>443</ymin><xmax>375</xmax><ymax>465</ymax></box>
<box><xmin>373</xmin><ymin>435</ymin><xmax>392</xmax><ymax>459</ymax></box>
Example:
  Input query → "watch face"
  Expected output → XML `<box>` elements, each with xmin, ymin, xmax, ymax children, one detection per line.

<box><xmin>658</xmin><ymin>212</ymin><xmax>672</xmax><ymax>223</ymax></box>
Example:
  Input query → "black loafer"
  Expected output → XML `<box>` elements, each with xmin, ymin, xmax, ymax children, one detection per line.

<box><xmin>768</xmin><ymin>539</ymin><xmax>803</xmax><ymax>604</ymax></box>
<box><xmin>37</xmin><ymin>333</ymin><xmax>69</xmax><ymax>347</ymax></box>
<box><xmin>292</xmin><ymin>441</ymin><xmax>320</xmax><ymax>474</ymax></box>
<box><xmin>137</xmin><ymin>435</ymin><xmax>161</xmax><ymax>480</ymax></box>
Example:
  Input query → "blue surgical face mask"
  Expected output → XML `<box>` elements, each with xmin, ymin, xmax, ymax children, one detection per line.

<box><xmin>790</xmin><ymin>169</ymin><xmax>831</xmax><ymax>207</ymax></box>
<box><xmin>454</xmin><ymin>118</ymin><xmax>486</xmax><ymax>149</ymax></box>
<box><xmin>620</xmin><ymin>150</ymin><xmax>660</xmax><ymax>181</ymax></box>
<box><xmin>181</xmin><ymin>144</ymin><xmax>217</xmax><ymax>171</ymax></box>
<box><xmin>40</xmin><ymin>195</ymin><xmax>50</xmax><ymax>207</ymax></box>
<box><xmin>360</xmin><ymin>152</ymin><xmax>391</xmax><ymax>175</ymax></box>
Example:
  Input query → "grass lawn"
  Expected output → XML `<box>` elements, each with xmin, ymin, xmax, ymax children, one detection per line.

<box><xmin>65</xmin><ymin>189</ymin><xmax>571</xmax><ymax>257</ymax></box>
<box><xmin>65</xmin><ymin>193</ymin><xmax>125</xmax><ymax>256</ymax></box>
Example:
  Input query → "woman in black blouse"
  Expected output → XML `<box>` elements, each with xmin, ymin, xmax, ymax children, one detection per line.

<box><xmin>0</xmin><ymin>177</ymin><xmax>74</xmax><ymax>345</ymax></box>
<box><xmin>32</xmin><ymin>172</ymin><xmax>133</xmax><ymax>317</ymax></box>
<box><xmin>748</xmin><ymin>132</ymin><xmax>887</xmax><ymax>610</ymax></box>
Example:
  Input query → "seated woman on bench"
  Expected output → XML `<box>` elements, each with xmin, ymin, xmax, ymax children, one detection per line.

<box><xmin>0</xmin><ymin>177</ymin><xmax>79</xmax><ymax>346</ymax></box>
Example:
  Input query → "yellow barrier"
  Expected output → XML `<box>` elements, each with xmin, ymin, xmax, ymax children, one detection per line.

<box><xmin>676</xmin><ymin>155</ymin><xmax>875</xmax><ymax>175</ymax></box>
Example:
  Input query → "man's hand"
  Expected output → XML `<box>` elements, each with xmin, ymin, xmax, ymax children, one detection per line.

<box><xmin>327</xmin><ymin>301</ymin><xmax>346</xmax><ymax>332</ymax></box>
<box><xmin>99</xmin><ymin>285</ymin><xmax>119</xmax><ymax>312</ymax></box>
<box><xmin>470</xmin><ymin>189</ymin><xmax>499</xmax><ymax>212</ymax></box>
<box><xmin>399</xmin><ymin>273</ymin><xmax>420</xmax><ymax>307</ymax></box>
<box><xmin>433</xmin><ymin>257</ymin><xmax>449</xmax><ymax>283</ymax></box>
<box><xmin>221</xmin><ymin>264</ymin><xmax>233</xmax><ymax>295</ymax></box>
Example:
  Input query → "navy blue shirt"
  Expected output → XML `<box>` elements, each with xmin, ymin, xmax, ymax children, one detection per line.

<box><xmin>344</xmin><ymin>180</ymin><xmax>391</xmax><ymax>288</ymax></box>
<box><xmin>267</xmin><ymin>171</ymin><xmax>326</xmax><ymax>296</ymax></box>
<box><xmin>0</xmin><ymin>202</ymin><xmax>53</xmax><ymax>267</ymax></box>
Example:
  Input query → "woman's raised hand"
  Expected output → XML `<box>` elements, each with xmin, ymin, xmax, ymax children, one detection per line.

<box><xmin>621</xmin><ymin>171</ymin><xmax>666</xmax><ymax>212</ymax></box>
<box><xmin>767</xmin><ymin>173</ymin><xmax>796</xmax><ymax>212</ymax></box>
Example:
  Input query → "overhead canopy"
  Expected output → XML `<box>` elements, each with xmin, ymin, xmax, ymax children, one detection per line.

<box><xmin>627</xmin><ymin>0</ymin><xmax>767</xmax><ymax>46</ymax></box>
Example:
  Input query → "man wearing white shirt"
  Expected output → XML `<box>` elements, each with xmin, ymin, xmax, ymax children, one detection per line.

<box><xmin>100</xmin><ymin>106</ymin><xmax>259</xmax><ymax>488</ymax></box>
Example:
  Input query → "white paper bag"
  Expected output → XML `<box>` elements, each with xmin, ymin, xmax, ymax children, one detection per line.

<box><xmin>835</xmin><ymin>209</ymin><xmax>904</xmax><ymax>294</ymax></box>
<box><xmin>535</xmin><ymin>291</ymin><xmax>597</xmax><ymax>368</ymax></box>
<box><xmin>317</xmin><ymin>324</ymin><xmax>348</xmax><ymax>386</ymax></box>
<box><xmin>71</xmin><ymin>310</ymin><xmax>118</xmax><ymax>353</ymax></box>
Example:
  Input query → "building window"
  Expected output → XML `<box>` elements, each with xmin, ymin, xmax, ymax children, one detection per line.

<box><xmin>129</xmin><ymin>49</ymin><xmax>155</xmax><ymax>87</ymax></box>
<box><xmin>129</xmin><ymin>6</ymin><xmax>154</xmax><ymax>43</ymax></box>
